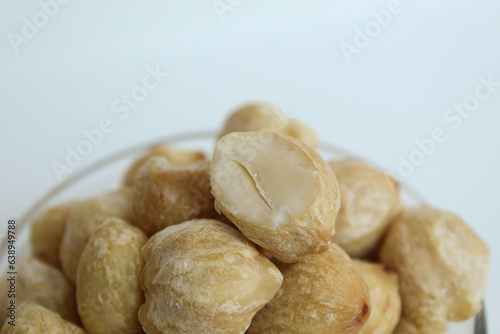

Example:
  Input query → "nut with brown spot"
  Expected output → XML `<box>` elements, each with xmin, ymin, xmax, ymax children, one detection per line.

<box><xmin>247</xmin><ymin>244</ymin><xmax>371</xmax><ymax>334</ymax></box>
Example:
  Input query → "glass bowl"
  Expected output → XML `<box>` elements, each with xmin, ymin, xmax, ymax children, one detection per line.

<box><xmin>1</xmin><ymin>130</ymin><xmax>486</xmax><ymax>334</ymax></box>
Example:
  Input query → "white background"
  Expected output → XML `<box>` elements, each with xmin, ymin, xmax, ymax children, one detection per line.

<box><xmin>1</xmin><ymin>0</ymin><xmax>499</xmax><ymax>332</ymax></box>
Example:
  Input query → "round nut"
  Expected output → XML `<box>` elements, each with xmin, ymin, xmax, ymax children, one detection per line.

<box><xmin>59</xmin><ymin>188</ymin><xmax>133</xmax><ymax>284</ymax></box>
<box><xmin>139</xmin><ymin>219</ymin><xmax>283</xmax><ymax>334</ymax></box>
<box><xmin>131</xmin><ymin>157</ymin><xmax>216</xmax><ymax>235</ymax></box>
<box><xmin>354</xmin><ymin>260</ymin><xmax>401</xmax><ymax>334</ymax></box>
<box><xmin>379</xmin><ymin>205</ymin><xmax>490</xmax><ymax>334</ymax></box>
<box><xmin>247</xmin><ymin>244</ymin><xmax>371</xmax><ymax>334</ymax></box>
<box><xmin>218</xmin><ymin>102</ymin><xmax>318</xmax><ymax>148</ymax></box>
<box><xmin>211</xmin><ymin>130</ymin><xmax>340</xmax><ymax>262</ymax></box>
<box><xmin>123</xmin><ymin>144</ymin><xmax>207</xmax><ymax>186</ymax></box>
<box><xmin>30</xmin><ymin>200</ymin><xmax>78</xmax><ymax>268</ymax></box>
<box><xmin>329</xmin><ymin>158</ymin><xmax>400</xmax><ymax>257</ymax></box>
<box><xmin>77</xmin><ymin>218</ymin><xmax>147</xmax><ymax>334</ymax></box>
<box><xmin>0</xmin><ymin>302</ymin><xmax>86</xmax><ymax>334</ymax></box>
<box><xmin>0</xmin><ymin>258</ymin><xmax>79</xmax><ymax>328</ymax></box>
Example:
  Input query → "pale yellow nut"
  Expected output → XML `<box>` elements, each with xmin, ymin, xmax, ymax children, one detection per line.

<box><xmin>247</xmin><ymin>244</ymin><xmax>371</xmax><ymax>334</ymax></box>
<box><xmin>59</xmin><ymin>188</ymin><xmax>133</xmax><ymax>284</ymax></box>
<box><xmin>123</xmin><ymin>144</ymin><xmax>207</xmax><ymax>186</ymax></box>
<box><xmin>0</xmin><ymin>302</ymin><xmax>86</xmax><ymax>334</ymax></box>
<box><xmin>131</xmin><ymin>157</ymin><xmax>216</xmax><ymax>235</ymax></box>
<box><xmin>30</xmin><ymin>200</ymin><xmax>78</xmax><ymax>269</ymax></box>
<box><xmin>379</xmin><ymin>205</ymin><xmax>490</xmax><ymax>334</ymax></box>
<box><xmin>77</xmin><ymin>218</ymin><xmax>147</xmax><ymax>334</ymax></box>
<box><xmin>329</xmin><ymin>158</ymin><xmax>401</xmax><ymax>257</ymax></box>
<box><xmin>354</xmin><ymin>260</ymin><xmax>401</xmax><ymax>334</ymax></box>
<box><xmin>0</xmin><ymin>258</ymin><xmax>79</xmax><ymax>328</ymax></box>
<box><xmin>218</xmin><ymin>102</ymin><xmax>318</xmax><ymax>148</ymax></box>
<box><xmin>211</xmin><ymin>130</ymin><xmax>340</xmax><ymax>263</ymax></box>
<box><xmin>139</xmin><ymin>219</ymin><xmax>283</xmax><ymax>334</ymax></box>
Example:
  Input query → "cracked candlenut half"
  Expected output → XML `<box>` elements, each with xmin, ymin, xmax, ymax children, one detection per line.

<box><xmin>379</xmin><ymin>205</ymin><xmax>490</xmax><ymax>334</ymax></box>
<box><xmin>354</xmin><ymin>260</ymin><xmax>401</xmax><ymax>334</ymax></box>
<box><xmin>210</xmin><ymin>130</ymin><xmax>340</xmax><ymax>263</ymax></box>
<box><xmin>247</xmin><ymin>244</ymin><xmax>371</xmax><ymax>334</ymax></box>
<box><xmin>139</xmin><ymin>219</ymin><xmax>283</xmax><ymax>334</ymax></box>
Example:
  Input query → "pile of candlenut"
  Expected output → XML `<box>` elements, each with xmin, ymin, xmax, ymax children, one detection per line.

<box><xmin>2</xmin><ymin>103</ymin><xmax>489</xmax><ymax>334</ymax></box>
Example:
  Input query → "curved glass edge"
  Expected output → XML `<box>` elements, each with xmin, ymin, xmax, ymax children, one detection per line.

<box><xmin>3</xmin><ymin>129</ymin><xmax>486</xmax><ymax>334</ymax></box>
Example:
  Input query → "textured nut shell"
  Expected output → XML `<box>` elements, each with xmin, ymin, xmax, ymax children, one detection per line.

<box><xmin>0</xmin><ymin>258</ymin><xmax>79</xmax><ymax>327</ymax></box>
<box><xmin>123</xmin><ymin>144</ymin><xmax>206</xmax><ymax>186</ymax></box>
<box><xmin>329</xmin><ymin>159</ymin><xmax>400</xmax><ymax>257</ymax></box>
<box><xmin>131</xmin><ymin>157</ymin><xmax>216</xmax><ymax>235</ymax></box>
<box><xmin>248</xmin><ymin>244</ymin><xmax>370</xmax><ymax>334</ymax></box>
<box><xmin>217</xmin><ymin>102</ymin><xmax>318</xmax><ymax>148</ymax></box>
<box><xmin>379</xmin><ymin>205</ymin><xmax>490</xmax><ymax>334</ymax></box>
<box><xmin>211</xmin><ymin>131</ymin><xmax>340</xmax><ymax>263</ymax></box>
<box><xmin>30</xmin><ymin>200</ymin><xmax>78</xmax><ymax>268</ymax></box>
<box><xmin>59</xmin><ymin>188</ymin><xmax>133</xmax><ymax>284</ymax></box>
<box><xmin>77</xmin><ymin>218</ymin><xmax>147</xmax><ymax>334</ymax></box>
<box><xmin>139</xmin><ymin>219</ymin><xmax>283</xmax><ymax>334</ymax></box>
<box><xmin>0</xmin><ymin>302</ymin><xmax>86</xmax><ymax>334</ymax></box>
<box><xmin>354</xmin><ymin>260</ymin><xmax>401</xmax><ymax>334</ymax></box>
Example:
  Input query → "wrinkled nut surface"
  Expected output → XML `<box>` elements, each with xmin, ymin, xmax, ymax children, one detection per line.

<box><xmin>248</xmin><ymin>244</ymin><xmax>370</xmax><ymax>334</ymax></box>
<box><xmin>30</xmin><ymin>200</ymin><xmax>78</xmax><ymax>268</ymax></box>
<box><xmin>59</xmin><ymin>188</ymin><xmax>133</xmax><ymax>284</ymax></box>
<box><xmin>329</xmin><ymin>159</ymin><xmax>400</xmax><ymax>257</ymax></box>
<box><xmin>354</xmin><ymin>260</ymin><xmax>401</xmax><ymax>334</ymax></box>
<box><xmin>218</xmin><ymin>102</ymin><xmax>319</xmax><ymax>148</ymax></box>
<box><xmin>211</xmin><ymin>130</ymin><xmax>340</xmax><ymax>262</ymax></box>
<box><xmin>139</xmin><ymin>219</ymin><xmax>283</xmax><ymax>334</ymax></box>
<box><xmin>77</xmin><ymin>218</ymin><xmax>147</xmax><ymax>334</ymax></box>
<box><xmin>0</xmin><ymin>258</ymin><xmax>79</xmax><ymax>328</ymax></box>
<box><xmin>379</xmin><ymin>205</ymin><xmax>490</xmax><ymax>334</ymax></box>
<box><xmin>123</xmin><ymin>144</ymin><xmax>207</xmax><ymax>186</ymax></box>
<box><xmin>131</xmin><ymin>157</ymin><xmax>216</xmax><ymax>235</ymax></box>
<box><xmin>0</xmin><ymin>302</ymin><xmax>86</xmax><ymax>334</ymax></box>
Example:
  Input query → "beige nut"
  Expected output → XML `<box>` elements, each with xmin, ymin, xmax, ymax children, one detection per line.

<box><xmin>123</xmin><ymin>144</ymin><xmax>207</xmax><ymax>186</ymax></box>
<box><xmin>354</xmin><ymin>260</ymin><xmax>401</xmax><ymax>334</ymax></box>
<box><xmin>59</xmin><ymin>188</ymin><xmax>133</xmax><ymax>284</ymax></box>
<box><xmin>30</xmin><ymin>200</ymin><xmax>78</xmax><ymax>269</ymax></box>
<box><xmin>131</xmin><ymin>157</ymin><xmax>216</xmax><ymax>235</ymax></box>
<box><xmin>329</xmin><ymin>158</ymin><xmax>400</xmax><ymax>257</ymax></box>
<box><xmin>77</xmin><ymin>218</ymin><xmax>147</xmax><ymax>334</ymax></box>
<box><xmin>0</xmin><ymin>302</ymin><xmax>86</xmax><ymax>334</ymax></box>
<box><xmin>139</xmin><ymin>219</ymin><xmax>283</xmax><ymax>334</ymax></box>
<box><xmin>379</xmin><ymin>205</ymin><xmax>490</xmax><ymax>334</ymax></box>
<box><xmin>248</xmin><ymin>244</ymin><xmax>371</xmax><ymax>334</ymax></box>
<box><xmin>211</xmin><ymin>130</ymin><xmax>340</xmax><ymax>263</ymax></box>
<box><xmin>218</xmin><ymin>102</ymin><xmax>318</xmax><ymax>148</ymax></box>
<box><xmin>0</xmin><ymin>258</ymin><xmax>79</xmax><ymax>328</ymax></box>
